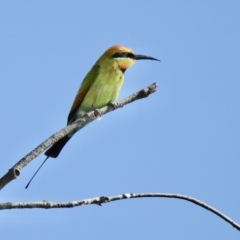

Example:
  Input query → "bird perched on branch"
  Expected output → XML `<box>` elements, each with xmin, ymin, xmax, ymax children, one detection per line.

<box><xmin>26</xmin><ymin>45</ymin><xmax>159</xmax><ymax>188</ymax></box>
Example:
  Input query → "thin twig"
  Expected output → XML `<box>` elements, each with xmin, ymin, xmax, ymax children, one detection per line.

<box><xmin>0</xmin><ymin>192</ymin><xmax>239</xmax><ymax>231</ymax></box>
<box><xmin>0</xmin><ymin>83</ymin><xmax>158</xmax><ymax>190</ymax></box>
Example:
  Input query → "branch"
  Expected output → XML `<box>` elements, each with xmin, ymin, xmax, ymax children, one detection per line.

<box><xmin>0</xmin><ymin>192</ymin><xmax>239</xmax><ymax>231</ymax></box>
<box><xmin>0</xmin><ymin>83</ymin><xmax>158</xmax><ymax>190</ymax></box>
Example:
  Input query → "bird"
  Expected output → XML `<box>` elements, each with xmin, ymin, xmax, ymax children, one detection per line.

<box><xmin>25</xmin><ymin>45</ymin><xmax>159</xmax><ymax>188</ymax></box>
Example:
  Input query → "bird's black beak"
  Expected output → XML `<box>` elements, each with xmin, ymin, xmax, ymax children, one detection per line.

<box><xmin>134</xmin><ymin>54</ymin><xmax>160</xmax><ymax>61</ymax></box>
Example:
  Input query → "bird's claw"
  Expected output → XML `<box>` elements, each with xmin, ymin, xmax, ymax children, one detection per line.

<box><xmin>94</xmin><ymin>109</ymin><xmax>102</xmax><ymax>119</ymax></box>
<box><xmin>108</xmin><ymin>102</ymin><xmax>118</xmax><ymax>110</ymax></box>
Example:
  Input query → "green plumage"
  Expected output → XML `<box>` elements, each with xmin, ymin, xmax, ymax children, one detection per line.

<box><xmin>45</xmin><ymin>51</ymin><xmax>126</xmax><ymax>158</ymax></box>
<box><xmin>44</xmin><ymin>45</ymin><xmax>159</xmax><ymax>158</ymax></box>
<box><xmin>68</xmin><ymin>64</ymin><xmax>124</xmax><ymax>124</ymax></box>
<box><xmin>25</xmin><ymin>45</ymin><xmax>159</xmax><ymax>188</ymax></box>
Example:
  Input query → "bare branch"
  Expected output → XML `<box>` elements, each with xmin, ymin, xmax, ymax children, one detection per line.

<box><xmin>0</xmin><ymin>83</ymin><xmax>158</xmax><ymax>190</ymax></box>
<box><xmin>0</xmin><ymin>192</ymin><xmax>239</xmax><ymax>231</ymax></box>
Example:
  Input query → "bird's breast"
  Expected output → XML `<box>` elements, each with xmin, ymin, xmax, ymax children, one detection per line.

<box><xmin>79</xmin><ymin>69</ymin><xmax>124</xmax><ymax>114</ymax></box>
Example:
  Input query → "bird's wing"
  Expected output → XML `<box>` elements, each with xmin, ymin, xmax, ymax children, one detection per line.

<box><xmin>67</xmin><ymin>64</ymin><xmax>99</xmax><ymax>124</ymax></box>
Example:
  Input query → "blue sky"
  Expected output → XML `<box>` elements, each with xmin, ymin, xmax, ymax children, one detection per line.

<box><xmin>1</xmin><ymin>1</ymin><xmax>240</xmax><ymax>239</ymax></box>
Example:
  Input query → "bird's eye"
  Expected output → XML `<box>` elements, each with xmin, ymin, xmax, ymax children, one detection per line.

<box><xmin>112</xmin><ymin>52</ymin><xmax>125</xmax><ymax>58</ymax></box>
<box><xmin>112</xmin><ymin>52</ymin><xmax>135</xmax><ymax>59</ymax></box>
<box><xmin>126</xmin><ymin>53</ymin><xmax>135</xmax><ymax>59</ymax></box>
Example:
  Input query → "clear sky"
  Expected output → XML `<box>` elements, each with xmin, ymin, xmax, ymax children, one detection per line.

<box><xmin>1</xmin><ymin>1</ymin><xmax>240</xmax><ymax>239</ymax></box>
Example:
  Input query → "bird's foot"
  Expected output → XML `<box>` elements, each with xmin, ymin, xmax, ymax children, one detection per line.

<box><xmin>93</xmin><ymin>109</ymin><xmax>102</xmax><ymax>119</ymax></box>
<box><xmin>108</xmin><ymin>102</ymin><xmax>118</xmax><ymax>110</ymax></box>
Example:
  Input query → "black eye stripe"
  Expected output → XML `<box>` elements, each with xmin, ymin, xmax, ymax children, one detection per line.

<box><xmin>126</xmin><ymin>52</ymin><xmax>135</xmax><ymax>59</ymax></box>
<box><xmin>112</xmin><ymin>52</ymin><xmax>124</xmax><ymax>58</ymax></box>
<box><xmin>112</xmin><ymin>52</ymin><xmax>135</xmax><ymax>59</ymax></box>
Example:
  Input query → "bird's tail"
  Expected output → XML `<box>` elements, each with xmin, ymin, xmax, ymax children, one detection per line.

<box><xmin>25</xmin><ymin>156</ymin><xmax>49</xmax><ymax>189</ymax></box>
<box><xmin>25</xmin><ymin>136</ymin><xmax>71</xmax><ymax>189</ymax></box>
<box><xmin>44</xmin><ymin>135</ymin><xmax>71</xmax><ymax>158</ymax></box>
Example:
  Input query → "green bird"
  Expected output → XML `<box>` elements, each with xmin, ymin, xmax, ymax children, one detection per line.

<box><xmin>26</xmin><ymin>45</ymin><xmax>159</xmax><ymax>188</ymax></box>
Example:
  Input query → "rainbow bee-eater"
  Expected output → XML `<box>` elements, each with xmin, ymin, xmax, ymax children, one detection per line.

<box><xmin>25</xmin><ymin>45</ymin><xmax>159</xmax><ymax>188</ymax></box>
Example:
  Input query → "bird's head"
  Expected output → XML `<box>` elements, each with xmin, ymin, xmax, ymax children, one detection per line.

<box><xmin>99</xmin><ymin>45</ymin><xmax>159</xmax><ymax>72</ymax></box>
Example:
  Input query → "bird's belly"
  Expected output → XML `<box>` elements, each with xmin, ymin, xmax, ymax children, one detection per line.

<box><xmin>77</xmin><ymin>76</ymin><xmax>124</xmax><ymax>117</ymax></box>
<box><xmin>92</xmin><ymin>83</ymin><xmax>121</xmax><ymax>108</ymax></box>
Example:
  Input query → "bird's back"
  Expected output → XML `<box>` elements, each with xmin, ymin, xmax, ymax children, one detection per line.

<box><xmin>68</xmin><ymin>63</ymin><xmax>124</xmax><ymax>124</ymax></box>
